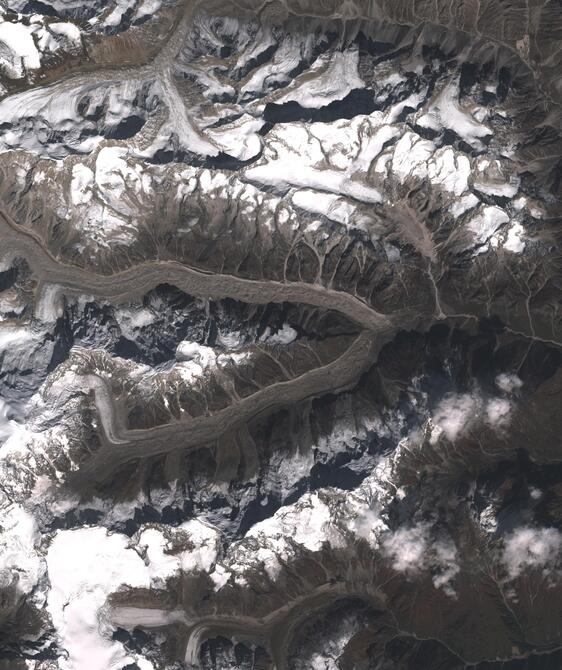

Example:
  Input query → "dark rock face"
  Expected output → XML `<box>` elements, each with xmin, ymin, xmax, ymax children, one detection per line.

<box><xmin>0</xmin><ymin>1</ymin><xmax>561</xmax><ymax>669</ymax></box>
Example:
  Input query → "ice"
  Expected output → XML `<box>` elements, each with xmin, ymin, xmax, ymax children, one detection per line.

<box><xmin>137</xmin><ymin>527</ymin><xmax>180</xmax><ymax>585</ymax></box>
<box><xmin>474</xmin><ymin>181</ymin><xmax>519</xmax><ymax>198</ymax></box>
<box><xmin>157</xmin><ymin>72</ymin><xmax>220</xmax><ymax>157</ymax></box>
<box><xmin>176</xmin><ymin>341</ymin><xmax>216</xmax><ymax>366</ymax></box>
<box><xmin>35</xmin><ymin>283</ymin><xmax>64</xmax><ymax>323</ymax></box>
<box><xmin>391</xmin><ymin>132</ymin><xmax>435</xmax><ymax>180</ymax></box>
<box><xmin>426</xmin><ymin>147</ymin><xmax>471</xmax><ymax>196</ymax></box>
<box><xmin>69</xmin><ymin>153</ymin><xmax>152</xmax><ymax>241</ymax></box>
<box><xmin>0</xmin><ymin>324</ymin><xmax>34</xmax><ymax>350</ymax></box>
<box><xmin>355</xmin><ymin>124</ymin><xmax>401</xmax><ymax>172</ymax></box>
<box><xmin>275</xmin><ymin>49</ymin><xmax>365</xmax><ymax>108</ymax></box>
<box><xmin>233</xmin><ymin>24</ymin><xmax>275</xmax><ymax>75</ymax></box>
<box><xmin>246</xmin><ymin>159</ymin><xmax>383</xmax><ymax>204</ymax></box>
<box><xmin>241</xmin><ymin>33</ymin><xmax>316</xmax><ymax>98</ymax></box>
<box><xmin>246</xmin><ymin>494</ymin><xmax>335</xmax><ymax>554</ymax></box>
<box><xmin>206</xmin><ymin>115</ymin><xmax>263</xmax><ymax>161</ymax></box>
<box><xmin>292</xmin><ymin>189</ymin><xmax>356</xmax><ymax>226</ymax></box>
<box><xmin>0</xmin><ymin>78</ymin><xmax>155</xmax><ymax>158</ymax></box>
<box><xmin>178</xmin><ymin>62</ymin><xmax>236</xmax><ymax>101</ymax></box>
<box><xmin>35</xmin><ymin>25</ymin><xmax>59</xmax><ymax>52</ymax></box>
<box><xmin>109</xmin><ymin>605</ymin><xmax>186</xmax><ymax>628</ymax></box>
<box><xmin>176</xmin><ymin>341</ymin><xmax>218</xmax><ymax>383</ymax></box>
<box><xmin>417</xmin><ymin>81</ymin><xmax>492</xmax><ymax>148</ymax></box>
<box><xmin>217</xmin><ymin>330</ymin><xmax>245</xmax><ymax>349</ymax></box>
<box><xmin>104</xmin><ymin>0</ymin><xmax>136</xmax><ymax>28</ymax></box>
<box><xmin>95</xmin><ymin>147</ymin><xmax>138</xmax><ymax>200</ymax></box>
<box><xmin>210</xmin><ymin>563</ymin><xmax>230</xmax><ymax>589</ymax></box>
<box><xmin>177</xmin><ymin>519</ymin><xmax>221</xmax><ymax>573</ymax></box>
<box><xmin>391</xmin><ymin>133</ymin><xmax>470</xmax><ymax>196</ymax></box>
<box><xmin>0</xmin><ymin>398</ymin><xmax>18</xmax><ymax>444</ymax></box>
<box><xmin>134</xmin><ymin>0</ymin><xmax>162</xmax><ymax>20</ymax></box>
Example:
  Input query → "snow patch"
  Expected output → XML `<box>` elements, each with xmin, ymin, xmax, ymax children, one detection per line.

<box><xmin>261</xmin><ymin>323</ymin><xmax>298</xmax><ymax>345</ymax></box>
<box><xmin>0</xmin><ymin>504</ymin><xmax>43</xmax><ymax>601</ymax></box>
<box><xmin>450</xmin><ymin>193</ymin><xmax>479</xmax><ymax>218</ymax></box>
<box><xmin>70</xmin><ymin>164</ymin><xmax>95</xmax><ymax>206</ymax></box>
<box><xmin>50</xmin><ymin>22</ymin><xmax>81</xmax><ymax>44</ymax></box>
<box><xmin>503</xmin><ymin>222</ymin><xmax>526</xmax><ymax>253</ymax></box>
<box><xmin>467</xmin><ymin>206</ymin><xmax>509</xmax><ymax>250</ymax></box>
<box><xmin>0</xmin><ymin>19</ymin><xmax>41</xmax><ymax>78</ymax></box>
<box><xmin>114</xmin><ymin>306</ymin><xmax>155</xmax><ymax>340</ymax></box>
<box><xmin>46</xmin><ymin>527</ymin><xmax>151</xmax><ymax>670</ymax></box>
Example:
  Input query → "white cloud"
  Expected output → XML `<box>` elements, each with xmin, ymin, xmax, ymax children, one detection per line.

<box><xmin>495</xmin><ymin>373</ymin><xmax>523</xmax><ymax>394</ymax></box>
<box><xmin>432</xmin><ymin>389</ymin><xmax>514</xmax><ymax>441</ymax></box>
<box><xmin>351</xmin><ymin>506</ymin><xmax>386</xmax><ymax>547</ymax></box>
<box><xmin>382</xmin><ymin>524</ymin><xmax>460</xmax><ymax>595</ymax></box>
<box><xmin>432</xmin><ymin>539</ymin><xmax>460</xmax><ymax>596</ymax></box>
<box><xmin>382</xmin><ymin>524</ymin><xmax>429</xmax><ymax>573</ymax></box>
<box><xmin>432</xmin><ymin>393</ymin><xmax>477</xmax><ymax>441</ymax></box>
<box><xmin>485</xmin><ymin>398</ymin><xmax>511</xmax><ymax>429</ymax></box>
<box><xmin>503</xmin><ymin>527</ymin><xmax>562</xmax><ymax>579</ymax></box>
